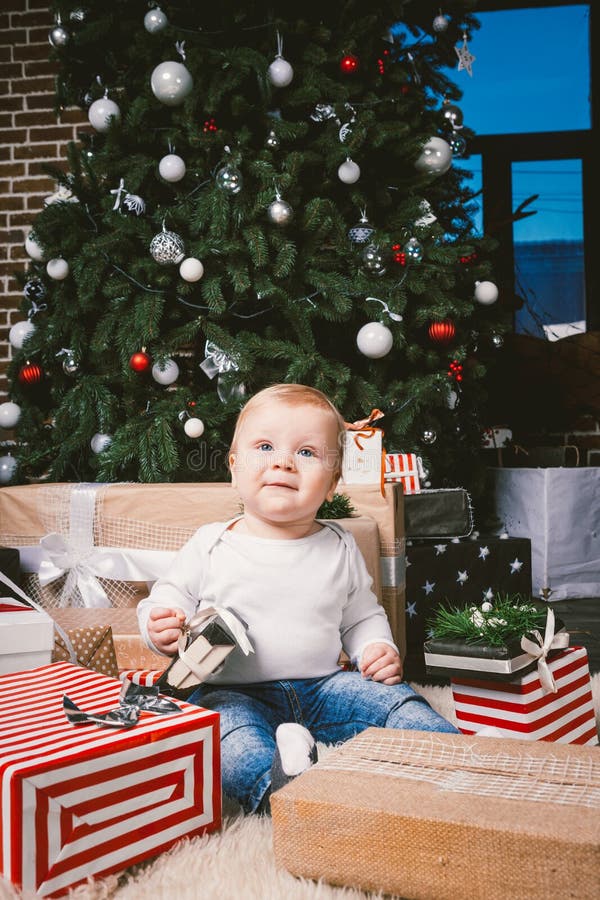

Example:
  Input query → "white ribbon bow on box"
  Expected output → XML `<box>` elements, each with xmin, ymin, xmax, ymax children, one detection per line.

<box><xmin>21</xmin><ymin>484</ymin><xmax>178</xmax><ymax>608</ymax></box>
<box><xmin>520</xmin><ymin>607</ymin><xmax>570</xmax><ymax>694</ymax></box>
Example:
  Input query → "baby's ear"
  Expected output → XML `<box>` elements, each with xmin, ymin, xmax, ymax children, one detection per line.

<box><xmin>228</xmin><ymin>453</ymin><xmax>237</xmax><ymax>486</ymax></box>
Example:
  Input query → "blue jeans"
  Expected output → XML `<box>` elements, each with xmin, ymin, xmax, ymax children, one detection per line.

<box><xmin>188</xmin><ymin>671</ymin><xmax>459</xmax><ymax>814</ymax></box>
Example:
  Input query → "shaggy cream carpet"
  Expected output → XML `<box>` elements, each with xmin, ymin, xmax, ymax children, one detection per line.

<box><xmin>2</xmin><ymin>678</ymin><xmax>599</xmax><ymax>900</ymax></box>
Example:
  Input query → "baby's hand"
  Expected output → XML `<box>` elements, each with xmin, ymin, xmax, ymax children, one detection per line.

<box><xmin>360</xmin><ymin>642</ymin><xmax>403</xmax><ymax>685</ymax></box>
<box><xmin>147</xmin><ymin>606</ymin><xmax>186</xmax><ymax>656</ymax></box>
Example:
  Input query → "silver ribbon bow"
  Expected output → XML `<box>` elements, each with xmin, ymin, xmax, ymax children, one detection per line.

<box><xmin>199</xmin><ymin>340</ymin><xmax>239</xmax><ymax>380</ymax></box>
<box><xmin>520</xmin><ymin>608</ymin><xmax>570</xmax><ymax>694</ymax></box>
<box><xmin>182</xmin><ymin>606</ymin><xmax>254</xmax><ymax>659</ymax></box>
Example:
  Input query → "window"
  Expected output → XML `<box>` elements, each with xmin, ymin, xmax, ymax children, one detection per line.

<box><xmin>448</xmin><ymin>3</ymin><xmax>594</xmax><ymax>334</ymax></box>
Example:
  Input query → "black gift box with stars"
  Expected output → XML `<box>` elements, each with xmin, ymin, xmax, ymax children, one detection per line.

<box><xmin>403</xmin><ymin>536</ymin><xmax>532</xmax><ymax>682</ymax></box>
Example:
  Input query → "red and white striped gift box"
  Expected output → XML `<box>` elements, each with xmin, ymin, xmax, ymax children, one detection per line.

<box><xmin>451</xmin><ymin>647</ymin><xmax>598</xmax><ymax>746</ymax></box>
<box><xmin>0</xmin><ymin>661</ymin><xmax>220</xmax><ymax>897</ymax></box>
<box><xmin>384</xmin><ymin>453</ymin><xmax>421</xmax><ymax>494</ymax></box>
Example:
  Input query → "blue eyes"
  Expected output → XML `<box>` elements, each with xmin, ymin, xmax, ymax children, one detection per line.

<box><xmin>257</xmin><ymin>443</ymin><xmax>314</xmax><ymax>457</ymax></box>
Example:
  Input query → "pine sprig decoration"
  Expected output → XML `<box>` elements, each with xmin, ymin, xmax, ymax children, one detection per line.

<box><xmin>317</xmin><ymin>492</ymin><xmax>356</xmax><ymax>520</ymax></box>
<box><xmin>428</xmin><ymin>594</ymin><xmax>550</xmax><ymax>648</ymax></box>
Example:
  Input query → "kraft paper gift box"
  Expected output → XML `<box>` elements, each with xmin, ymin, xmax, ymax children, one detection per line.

<box><xmin>0</xmin><ymin>660</ymin><xmax>220</xmax><ymax>898</ymax></box>
<box><xmin>271</xmin><ymin>727</ymin><xmax>600</xmax><ymax>900</ymax></box>
<box><xmin>451</xmin><ymin>646</ymin><xmax>598</xmax><ymax>745</ymax></box>
<box><xmin>489</xmin><ymin>466</ymin><xmax>600</xmax><ymax>599</ymax></box>
<box><xmin>0</xmin><ymin>480</ymin><xmax>406</xmax><ymax>662</ymax></box>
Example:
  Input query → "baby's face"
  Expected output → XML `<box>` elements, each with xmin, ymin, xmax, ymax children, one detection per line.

<box><xmin>229</xmin><ymin>401</ymin><xmax>340</xmax><ymax>530</ymax></box>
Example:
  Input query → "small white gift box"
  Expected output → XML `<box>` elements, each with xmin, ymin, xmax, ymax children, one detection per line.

<box><xmin>0</xmin><ymin>606</ymin><xmax>54</xmax><ymax>674</ymax></box>
<box><xmin>340</xmin><ymin>410</ymin><xmax>385</xmax><ymax>485</ymax></box>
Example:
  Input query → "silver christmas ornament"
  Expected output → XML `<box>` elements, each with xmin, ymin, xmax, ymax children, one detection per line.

<box><xmin>144</xmin><ymin>7</ymin><xmax>168</xmax><ymax>33</ymax></box>
<box><xmin>403</xmin><ymin>237</ymin><xmax>424</xmax><ymax>263</ymax></box>
<box><xmin>49</xmin><ymin>24</ymin><xmax>70</xmax><ymax>48</ymax></box>
<box><xmin>361</xmin><ymin>243</ymin><xmax>386</xmax><ymax>276</ymax></box>
<box><xmin>0</xmin><ymin>455</ymin><xmax>17</xmax><ymax>484</ymax></box>
<box><xmin>150</xmin><ymin>229</ymin><xmax>185</xmax><ymax>265</ymax></box>
<box><xmin>433</xmin><ymin>14</ymin><xmax>449</xmax><ymax>33</ymax></box>
<box><xmin>348</xmin><ymin>212</ymin><xmax>374</xmax><ymax>244</ymax></box>
<box><xmin>88</xmin><ymin>97</ymin><xmax>121</xmax><ymax>132</ymax></box>
<box><xmin>150</xmin><ymin>60</ymin><xmax>193</xmax><ymax>106</ymax></box>
<box><xmin>442</xmin><ymin>101</ymin><xmax>464</xmax><ymax>129</ymax></box>
<box><xmin>337</xmin><ymin>158</ymin><xmax>360</xmax><ymax>184</ymax></box>
<box><xmin>491</xmin><ymin>332</ymin><xmax>504</xmax><ymax>349</ymax></box>
<box><xmin>265</xmin><ymin>130</ymin><xmax>279</xmax><ymax>149</ymax></box>
<box><xmin>422</xmin><ymin>428</ymin><xmax>438</xmax><ymax>445</ymax></box>
<box><xmin>448</xmin><ymin>132</ymin><xmax>467</xmax><ymax>157</ymax></box>
<box><xmin>69</xmin><ymin>7</ymin><xmax>88</xmax><ymax>23</ymax></box>
<box><xmin>267</xmin><ymin>197</ymin><xmax>293</xmax><ymax>226</ymax></box>
<box><xmin>122</xmin><ymin>193</ymin><xmax>145</xmax><ymax>216</ymax></box>
<box><xmin>414</xmin><ymin>136</ymin><xmax>452</xmax><ymax>177</ymax></box>
<box><xmin>90</xmin><ymin>433</ymin><xmax>112</xmax><ymax>454</ymax></box>
<box><xmin>23</xmin><ymin>278</ymin><xmax>46</xmax><ymax>302</ymax></box>
<box><xmin>215</xmin><ymin>164</ymin><xmax>243</xmax><ymax>194</ymax></box>
<box><xmin>62</xmin><ymin>354</ymin><xmax>79</xmax><ymax>376</ymax></box>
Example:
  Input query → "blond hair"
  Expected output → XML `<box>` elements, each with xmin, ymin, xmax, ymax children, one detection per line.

<box><xmin>230</xmin><ymin>383</ymin><xmax>346</xmax><ymax>478</ymax></box>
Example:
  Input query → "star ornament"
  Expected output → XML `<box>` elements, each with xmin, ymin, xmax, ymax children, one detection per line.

<box><xmin>406</xmin><ymin>601</ymin><xmax>418</xmax><ymax>619</ymax></box>
<box><xmin>422</xmin><ymin>580</ymin><xmax>435</xmax><ymax>595</ymax></box>
<box><xmin>456</xmin><ymin>570</ymin><xmax>469</xmax><ymax>584</ymax></box>
<box><xmin>478</xmin><ymin>546</ymin><xmax>490</xmax><ymax>560</ymax></box>
<box><xmin>434</xmin><ymin>544</ymin><xmax>447</xmax><ymax>556</ymax></box>
<box><xmin>455</xmin><ymin>33</ymin><xmax>476</xmax><ymax>77</ymax></box>
<box><xmin>510</xmin><ymin>557</ymin><xmax>524</xmax><ymax>574</ymax></box>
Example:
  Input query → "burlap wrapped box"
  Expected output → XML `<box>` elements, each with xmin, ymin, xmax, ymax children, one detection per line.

<box><xmin>272</xmin><ymin>727</ymin><xmax>600</xmax><ymax>900</ymax></box>
<box><xmin>0</xmin><ymin>481</ymin><xmax>405</xmax><ymax>667</ymax></box>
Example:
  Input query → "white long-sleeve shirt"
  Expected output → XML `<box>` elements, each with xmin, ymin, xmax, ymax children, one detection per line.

<box><xmin>137</xmin><ymin>518</ymin><xmax>397</xmax><ymax>684</ymax></box>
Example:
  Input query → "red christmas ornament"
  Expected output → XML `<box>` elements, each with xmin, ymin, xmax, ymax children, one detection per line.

<box><xmin>203</xmin><ymin>117</ymin><xmax>218</xmax><ymax>133</ymax></box>
<box><xmin>391</xmin><ymin>243</ymin><xmax>407</xmax><ymax>265</ymax></box>
<box><xmin>447</xmin><ymin>359</ymin><xmax>463</xmax><ymax>382</ymax></box>
<box><xmin>340</xmin><ymin>53</ymin><xmax>359</xmax><ymax>74</ymax></box>
<box><xmin>428</xmin><ymin>319</ymin><xmax>456</xmax><ymax>345</ymax></box>
<box><xmin>459</xmin><ymin>251</ymin><xmax>478</xmax><ymax>265</ymax></box>
<box><xmin>376</xmin><ymin>48</ymin><xmax>390</xmax><ymax>74</ymax></box>
<box><xmin>18</xmin><ymin>361</ymin><xmax>44</xmax><ymax>385</ymax></box>
<box><xmin>129</xmin><ymin>350</ymin><xmax>152</xmax><ymax>373</ymax></box>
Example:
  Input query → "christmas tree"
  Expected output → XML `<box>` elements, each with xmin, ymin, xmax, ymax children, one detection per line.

<box><xmin>5</xmin><ymin>0</ymin><xmax>507</xmax><ymax>503</ymax></box>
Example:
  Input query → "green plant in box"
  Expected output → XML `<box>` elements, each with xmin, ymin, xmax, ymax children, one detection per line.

<box><xmin>428</xmin><ymin>594</ymin><xmax>550</xmax><ymax>648</ymax></box>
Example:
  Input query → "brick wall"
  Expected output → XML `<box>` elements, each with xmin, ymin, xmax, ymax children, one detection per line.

<box><xmin>0</xmin><ymin>0</ymin><xmax>87</xmax><ymax>400</ymax></box>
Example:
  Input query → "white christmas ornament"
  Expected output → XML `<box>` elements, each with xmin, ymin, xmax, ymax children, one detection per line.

<box><xmin>356</xmin><ymin>322</ymin><xmax>393</xmax><ymax>358</ymax></box>
<box><xmin>474</xmin><ymin>280</ymin><xmax>499</xmax><ymax>305</ymax></box>
<box><xmin>9</xmin><ymin>319</ymin><xmax>35</xmax><ymax>349</ymax></box>
<box><xmin>46</xmin><ymin>258</ymin><xmax>69</xmax><ymax>280</ymax></box>
<box><xmin>88</xmin><ymin>97</ymin><xmax>121</xmax><ymax>133</ymax></box>
<box><xmin>0</xmin><ymin>455</ymin><xmax>17</xmax><ymax>484</ymax></box>
<box><xmin>0</xmin><ymin>401</ymin><xmax>22</xmax><ymax>429</ymax></box>
<box><xmin>152</xmin><ymin>358</ymin><xmax>179</xmax><ymax>385</ymax></box>
<box><xmin>338</xmin><ymin>158</ymin><xmax>360</xmax><ymax>184</ymax></box>
<box><xmin>25</xmin><ymin>232</ymin><xmax>45</xmax><ymax>261</ymax></box>
<box><xmin>151</xmin><ymin>60</ymin><xmax>193</xmax><ymax>106</ymax></box>
<box><xmin>179</xmin><ymin>257</ymin><xmax>204</xmax><ymax>281</ymax></box>
<box><xmin>90</xmin><ymin>433</ymin><xmax>112</xmax><ymax>454</ymax></box>
<box><xmin>268</xmin><ymin>57</ymin><xmax>293</xmax><ymax>87</ymax></box>
<box><xmin>159</xmin><ymin>153</ymin><xmax>186</xmax><ymax>182</ymax></box>
<box><xmin>144</xmin><ymin>7</ymin><xmax>168</xmax><ymax>33</ymax></box>
<box><xmin>414</xmin><ymin>136</ymin><xmax>452</xmax><ymax>177</ymax></box>
<box><xmin>184</xmin><ymin>417</ymin><xmax>205</xmax><ymax>438</ymax></box>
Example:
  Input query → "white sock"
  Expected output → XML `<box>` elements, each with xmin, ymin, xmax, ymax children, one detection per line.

<box><xmin>275</xmin><ymin>723</ymin><xmax>316</xmax><ymax>776</ymax></box>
